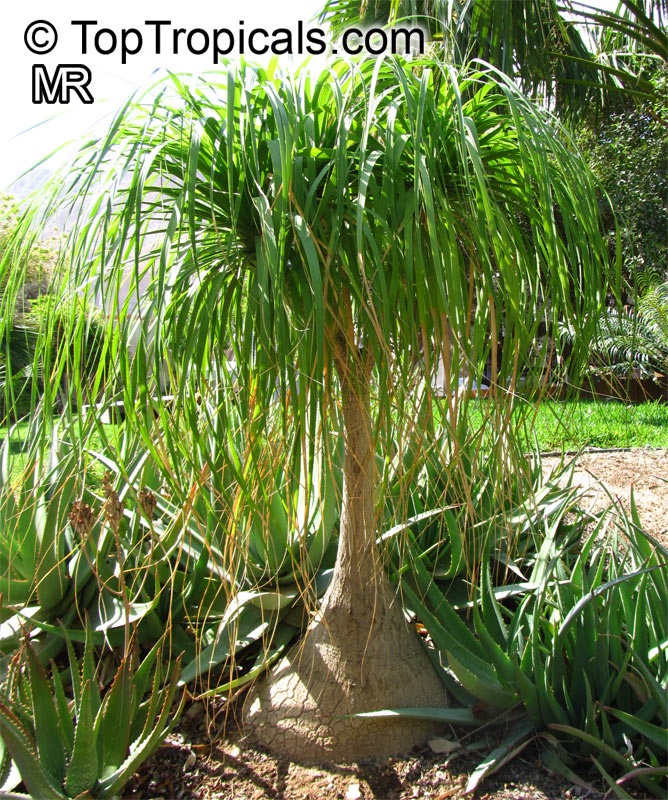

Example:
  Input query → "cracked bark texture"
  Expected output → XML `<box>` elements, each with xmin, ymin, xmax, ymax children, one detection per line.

<box><xmin>243</xmin><ymin>354</ymin><xmax>445</xmax><ymax>762</ymax></box>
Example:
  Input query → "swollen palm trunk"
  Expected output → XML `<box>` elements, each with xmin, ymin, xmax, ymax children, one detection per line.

<box><xmin>243</xmin><ymin>361</ymin><xmax>445</xmax><ymax>762</ymax></box>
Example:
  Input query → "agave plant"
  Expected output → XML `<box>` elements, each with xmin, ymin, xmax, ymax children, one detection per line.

<box><xmin>0</xmin><ymin>620</ymin><xmax>184</xmax><ymax>799</ymax></box>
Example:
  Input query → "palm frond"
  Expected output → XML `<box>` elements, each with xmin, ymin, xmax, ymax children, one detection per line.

<box><xmin>318</xmin><ymin>0</ymin><xmax>668</xmax><ymax>116</ymax></box>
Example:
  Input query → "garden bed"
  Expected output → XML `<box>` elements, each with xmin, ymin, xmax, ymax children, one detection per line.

<box><xmin>124</xmin><ymin>728</ymin><xmax>580</xmax><ymax>800</ymax></box>
<box><xmin>122</xmin><ymin>448</ymin><xmax>667</xmax><ymax>800</ymax></box>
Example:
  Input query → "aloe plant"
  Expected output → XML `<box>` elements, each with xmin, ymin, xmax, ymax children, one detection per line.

<box><xmin>0</xmin><ymin>432</ymin><xmax>153</xmax><ymax>660</ymax></box>
<box><xmin>0</xmin><ymin>620</ymin><xmax>184</xmax><ymax>799</ymax></box>
<box><xmin>80</xmin><ymin>395</ymin><xmax>342</xmax><ymax>691</ymax></box>
<box><xmin>387</xmin><ymin>493</ymin><xmax>668</xmax><ymax>795</ymax></box>
<box><xmin>380</xmin><ymin>413</ymin><xmax>578</xmax><ymax>585</ymax></box>
<box><xmin>0</xmin><ymin>399</ymin><xmax>342</xmax><ymax>699</ymax></box>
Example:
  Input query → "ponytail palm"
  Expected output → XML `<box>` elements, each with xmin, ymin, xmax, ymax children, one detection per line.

<box><xmin>30</xmin><ymin>57</ymin><xmax>609</xmax><ymax>761</ymax></box>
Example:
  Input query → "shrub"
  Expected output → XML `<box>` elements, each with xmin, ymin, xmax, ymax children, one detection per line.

<box><xmin>576</xmin><ymin>65</ymin><xmax>667</xmax><ymax>286</ymax></box>
<box><xmin>0</xmin><ymin>195</ymin><xmax>62</xmax><ymax>299</ymax></box>
<box><xmin>575</xmin><ymin>279</ymin><xmax>668</xmax><ymax>380</ymax></box>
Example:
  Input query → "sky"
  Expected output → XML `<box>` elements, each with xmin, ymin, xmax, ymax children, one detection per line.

<box><xmin>1</xmin><ymin>0</ymin><xmax>621</xmax><ymax>192</ymax></box>
<box><xmin>1</xmin><ymin>0</ymin><xmax>325</xmax><ymax>190</ymax></box>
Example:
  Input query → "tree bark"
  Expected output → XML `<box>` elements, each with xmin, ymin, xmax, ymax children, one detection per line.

<box><xmin>327</xmin><ymin>352</ymin><xmax>382</xmax><ymax>619</ymax></box>
<box><xmin>243</xmin><ymin>352</ymin><xmax>445</xmax><ymax>762</ymax></box>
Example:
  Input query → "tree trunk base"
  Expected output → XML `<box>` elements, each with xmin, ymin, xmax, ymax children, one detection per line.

<box><xmin>243</xmin><ymin>576</ymin><xmax>445</xmax><ymax>763</ymax></box>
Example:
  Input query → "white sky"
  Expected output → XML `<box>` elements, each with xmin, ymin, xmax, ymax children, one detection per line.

<box><xmin>1</xmin><ymin>0</ymin><xmax>620</xmax><ymax>191</ymax></box>
<box><xmin>1</xmin><ymin>0</ymin><xmax>325</xmax><ymax>190</ymax></box>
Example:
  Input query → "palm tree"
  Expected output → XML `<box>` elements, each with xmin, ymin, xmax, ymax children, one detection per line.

<box><xmin>24</xmin><ymin>56</ymin><xmax>610</xmax><ymax>761</ymax></box>
<box><xmin>318</xmin><ymin>0</ymin><xmax>668</xmax><ymax>116</ymax></box>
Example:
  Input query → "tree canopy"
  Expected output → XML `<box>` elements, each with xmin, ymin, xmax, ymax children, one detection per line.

<box><xmin>318</xmin><ymin>0</ymin><xmax>668</xmax><ymax>117</ymax></box>
<box><xmin>42</xmin><ymin>57</ymin><xmax>611</xmax><ymax>436</ymax></box>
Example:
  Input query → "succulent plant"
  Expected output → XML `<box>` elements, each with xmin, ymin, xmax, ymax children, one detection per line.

<box><xmin>0</xmin><ymin>620</ymin><xmax>184</xmax><ymax>799</ymax></box>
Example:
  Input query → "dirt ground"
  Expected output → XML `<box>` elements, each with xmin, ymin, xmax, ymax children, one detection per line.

<box><xmin>124</xmin><ymin>449</ymin><xmax>667</xmax><ymax>800</ymax></box>
<box><xmin>541</xmin><ymin>448</ymin><xmax>667</xmax><ymax>548</ymax></box>
<box><xmin>124</xmin><ymin>731</ymin><xmax>581</xmax><ymax>800</ymax></box>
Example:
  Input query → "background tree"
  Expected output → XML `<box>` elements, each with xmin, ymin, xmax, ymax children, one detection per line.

<box><xmin>0</xmin><ymin>195</ymin><xmax>62</xmax><ymax>418</ymax></box>
<box><xmin>318</xmin><ymin>0</ymin><xmax>668</xmax><ymax>116</ymax></box>
<box><xmin>18</xmin><ymin>56</ymin><xmax>611</xmax><ymax>761</ymax></box>
<box><xmin>576</xmin><ymin>63</ymin><xmax>667</xmax><ymax>289</ymax></box>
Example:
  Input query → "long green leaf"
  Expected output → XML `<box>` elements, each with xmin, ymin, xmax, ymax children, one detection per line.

<box><xmin>26</xmin><ymin>645</ymin><xmax>66</xmax><ymax>786</ymax></box>
<box><xmin>64</xmin><ymin>680</ymin><xmax>99</xmax><ymax>797</ymax></box>
<box><xmin>0</xmin><ymin>705</ymin><xmax>66</xmax><ymax>800</ymax></box>
<box><xmin>466</xmin><ymin>719</ymin><xmax>535</xmax><ymax>794</ymax></box>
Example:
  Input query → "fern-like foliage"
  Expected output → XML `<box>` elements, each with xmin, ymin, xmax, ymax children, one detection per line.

<box><xmin>564</xmin><ymin>280</ymin><xmax>668</xmax><ymax>379</ymax></box>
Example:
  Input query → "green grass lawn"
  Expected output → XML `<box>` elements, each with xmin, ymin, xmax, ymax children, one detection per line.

<box><xmin>523</xmin><ymin>399</ymin><xmax>668</xmax><ymax>451</ymax></box>
<box><xmin>0</xmin><ymin>417</ymin><xmax>121</xmax><ymax>487</ymax></box>
<box><xmin>0</xmin><ymin>419</ymin><xmax>33</xmax><ymax>452</ymax></box>
<box><xmin>444</xmin><ymin>397</ymin><xmax>668</xmax><ymax>452</ymax></box>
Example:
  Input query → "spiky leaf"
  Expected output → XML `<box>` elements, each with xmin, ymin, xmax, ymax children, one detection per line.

<box><xmin>26</xmin><ymin>645</ymin><xmax>66</xmax><ymax>785</ymax></box>
<box><xmin>0</xmin><ymin>703</ymin><xmax>66</xmax><ymax>800</ymax></box>
<box><xmin>97</xmin><ymin>657</ymin><xmax>133</xmax><ymax>773</ymax></box>
<box><xmin>64</xmin><ymin>680</ymin><xmax>99</xmax><ymax>797</ymax></box>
